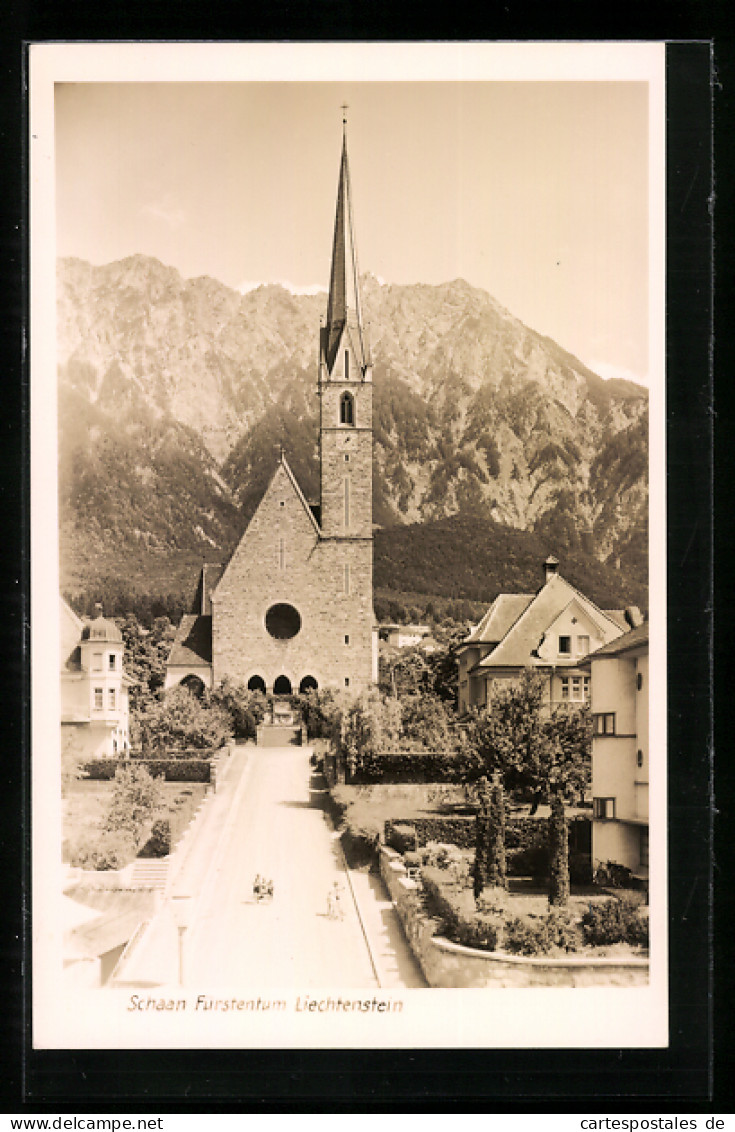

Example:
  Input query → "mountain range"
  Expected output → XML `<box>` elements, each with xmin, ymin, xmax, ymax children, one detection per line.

<box><xmin>57</xmin><ymin>254</ymin><xmax>649</xmax><ymax>609</ymax></box>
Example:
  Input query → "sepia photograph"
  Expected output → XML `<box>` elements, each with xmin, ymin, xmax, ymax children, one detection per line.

<box><xmin>30</xmin><ymin>42</ymin><xmax>667</xmax><ymax>1050</ymax></box>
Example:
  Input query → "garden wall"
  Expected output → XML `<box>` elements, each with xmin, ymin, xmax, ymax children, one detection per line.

<box><xmin>379</xmin><ymin>846</ymin><xmax>648</xmax><ymax>990</ymax></box>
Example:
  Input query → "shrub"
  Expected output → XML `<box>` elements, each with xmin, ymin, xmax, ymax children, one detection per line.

<box><xmin>384</xmin><ymin>816</ymin><xmax>476</xmax><ymax>849</ymax></box>
<box><xmin>137</xmin><ymin>686</ymin><xmax>234</xmax><ymax>752</ymax></box>
<box><xmin>210</xmin><ymin>678</ymin><xmax>266</xmax><ymax>739</ymax></box>
<box><xmin>594</xmin><ymin>860</ymin><xmax>635</xmax><ymax>889</ymax></box>
<box><xmin>388</xmin><ymin>823</ymin><xmax>418</xmax><ymax>853</ymax></box>
<box><xmin>139</xmin><ymin>818</ymin><xmax>171</xmax><ymax>859</ymax></box>
<box><xmin>503</xmin><ymin>909</ymin><xmax>581</xmax><ymax>956</ymax></box>
<box><xmin>68</xmin><ymin>830</ymin><xmax>138</xmax><ymax>871</ymax></box>
<box><xmin>105</xmin><ymin>763</ymin><xmax>163</xmax><ymax>841</ymax></box>
<box><xmin>581</xmin><ymin>898</ymin><xmax>649</xmax><ymax>947</ymax></box>
<box><xmin>569</xmin><ymin>851</ymin><xmax>593</xmax><ymax>886</ymax></box>
<box><xmin>421</xmin><ymin>867</ymin><xmax>501</xmax><ymax>952</ymax></box>
<box><xmin>508</xmin><ymin>843</ymin><xmax>550</xmax><ymax>882</ymax></box>
<box><xmin>475</xmin><ymin>886</ymin><xmax>509</xmax><ymax>915</ymax></box>
<box><xmin>83</xmin><ymin>758</ymin><xmax>211</xmax><ymax>783</ymax></box>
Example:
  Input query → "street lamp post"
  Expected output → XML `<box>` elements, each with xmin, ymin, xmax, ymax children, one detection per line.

<box><xmin>170</xmin><ymin>893</ymin><xmax>193</xmax><ymax>987</ymax></box>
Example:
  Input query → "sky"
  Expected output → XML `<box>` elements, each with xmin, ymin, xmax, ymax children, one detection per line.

<box><xmin>55</xmin><ymin>74</ymin><xmax>654</xmax><ymax>384</ymax></box>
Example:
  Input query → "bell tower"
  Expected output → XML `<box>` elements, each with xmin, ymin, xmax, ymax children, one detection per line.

<box><xmin>319</xmin><ymin>113</ymin><xmax>373</xmax><ymax>541</ymax></box>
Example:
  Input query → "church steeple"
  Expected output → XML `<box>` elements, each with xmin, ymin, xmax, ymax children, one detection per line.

<box><xmin>318</xmin><ymin>114</ymin><xmax>373</xmax><ymax>543</ymax></box>
<box><xmin>322</xmin><ymin>114</ymin><xmax>370</xmax><ymax>376</ymax></box>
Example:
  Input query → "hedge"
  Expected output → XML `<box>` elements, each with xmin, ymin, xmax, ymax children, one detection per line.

<box><xmin>83</xmin><ymin>759</ymin><xmax>211</xmax><ymax>783</ymax></box>
<box><xmin>129</xmin><ymin>748</ymin><xmax>217</xmax><ymax>760</ymax></box>
<box><xmin>384</xmin><ymin>817</ymin><xmax>476</xmax><ymax>849</ymax></box>
<box><xmin>348</xmin><ymin>751</ymin><xmax>476</xmax><ymax>785</ymax></box>
<box><xmin>383</xmin><ymin>815</ymin><xmax>592</xmax><ymax>882</ymax></box>
<box><xmin>421</xmin><ymin>867</ymin><xmax>501</xmax><ymax>951</ymax></box>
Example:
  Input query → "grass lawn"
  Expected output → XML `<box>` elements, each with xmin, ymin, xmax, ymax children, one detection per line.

<box><xmin>62</xmin><ymin>778</ymin><xmax>207</xmax><ymax>864</ymax></box>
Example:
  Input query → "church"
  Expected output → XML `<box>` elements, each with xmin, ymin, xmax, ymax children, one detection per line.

<box><xmin>165</xmin><ymin>124</ymin><xmax>379</xmax><ymax>698</ymax></box>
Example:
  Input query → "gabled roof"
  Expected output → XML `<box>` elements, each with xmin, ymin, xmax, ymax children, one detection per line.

<box><xmin>167</xmin><ymin>615</ymin><xmax>213</xmax><ymax>667</ymax></box>
<box><xmin>278</xmin><ymin>453</ymin><xmax>322</xmax><ymax>537</ymax></box>
<box><xmin>475</xmin><ymin>573</ymin><xmax>626</xmax><ymax>670</ymax></box>
<box><xmin>586</xmin><ymin>621</ymin><xmax>649</xmax><ymax>659</ymax></box>
<box><xmin>463</xmin><ymin>593</ymin><xmax>534</xmax><ymax>647</ymax></box>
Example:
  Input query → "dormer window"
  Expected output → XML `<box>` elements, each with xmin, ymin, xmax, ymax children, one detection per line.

<box><xmin>340</xmin><ymin>391</ymin><xmax>354</xmax><ymax>426</ymax></box>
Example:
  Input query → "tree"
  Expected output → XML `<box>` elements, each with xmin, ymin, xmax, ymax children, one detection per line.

<box><xmin>486</xmin><ymin>773</ymin><xmax>507</xmax><ymax>890</ymax></box>
<box><xmin>210</xmin><ymin>677</ymin><xmax>268</xmax><ymax>739</ymax></box>
<box><xmin>136</xmin><ymin>686</ymin><xmax>234</xmax><ymax>752</ymax></box>
<box><xmin>467</xmin><ymin>668</ymin><xmax>592</xmax><ymax>808</ymax></box>
<box><xmin>467</xmin><ymin>668</ymin><xmax>592</xmax><ymax>904</ymax></box>
<box><xmin>548</xmin><ymin>794</ymin><xmax>570</xmax><ymax>906</ymax></box>
<box><xmin>105</xmin><ymin>762</ymin><xmax>163</xmax><ymax>842</ymax></box>
<box><xmin>118</xmin><ymin>612</ymin><xmax>176</xmax><ymax>716</ymax></box>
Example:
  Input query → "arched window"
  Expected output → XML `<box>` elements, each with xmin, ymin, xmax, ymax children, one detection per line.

<box><xmin>299</xmin><ymin>675</ymin><xmax>318</xmax><ymax>693</ymax></box>
<box><xmin>247</xmin><ymin>675</ymin><xmax>266</xmax><ymax>693</ymax></box>
<box><xmin>273</xmin><ymin>675</ymin><xmax>292</xmax><ymax>696</ymax></box>
<box><xmin>339</xmin><ymin>391</ymin><xmax>354</xmax><ymax>426</ymax></box>
<box><xmin>180</xmin><ymin>674</ymin><xmax>205</xmax><ymax>698</ymax></box>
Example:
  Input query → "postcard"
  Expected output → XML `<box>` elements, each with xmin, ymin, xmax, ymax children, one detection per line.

<box><xmin>30</xmin><ymin>41</ymin><xmax>667</xmax><ymax>1050</ymax></box>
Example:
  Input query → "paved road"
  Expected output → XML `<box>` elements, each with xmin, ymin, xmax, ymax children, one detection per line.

<box><xmin>117</xmin><ymin>743</ymin><xmax>425</xmax><ymax>990</ymax></box>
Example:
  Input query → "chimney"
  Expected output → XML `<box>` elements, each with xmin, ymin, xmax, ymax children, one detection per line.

<box><xmin>94</xmin><ymin>602</ymin><xmax>103</xmax><ymax>617</ymax></box>
<box><xmin>543</xmin><ymin>555</ymin><xmax>559</xmax><ymax>583</ymax></box>
<box><xmin>624</xmin><ymin>605</ymin><xmax>643</xmax><ymax>629</ymax></box>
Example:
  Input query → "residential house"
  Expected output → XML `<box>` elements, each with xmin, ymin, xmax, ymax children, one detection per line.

<box><xmin>456</xmin><ymin>556</ymin><xmax>635</xmax><ymax>716</ymax></box>
<box><xmin>583</xmin><ymin>622</ymin><xmax>649</xmax><ymax>878</ymax></box>
<box><xmin>60</xmin><ymin>598</ymin><xmax>131</xmax><ymax>762</ymax></box>
<box><xmin>379</xmin><ymin>623</ymin><xmax>432</xmax><ymax>649</ymax></box>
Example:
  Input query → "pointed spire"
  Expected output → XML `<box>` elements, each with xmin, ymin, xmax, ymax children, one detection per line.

<box><xmin>323</xmin><ymin>115</ymin><xmax>369</xmax><ymax>375</ymax></box>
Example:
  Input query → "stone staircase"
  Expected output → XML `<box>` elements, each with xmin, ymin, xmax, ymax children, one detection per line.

<box><xmin>257</xmin><ymin>700</ymin><xmax>305</xmax><ymax>747</ymax></box>
<box><xmin>128</xmin><ymin>858</ymin><xmax>170</xmax><ymax>891</ymax></box>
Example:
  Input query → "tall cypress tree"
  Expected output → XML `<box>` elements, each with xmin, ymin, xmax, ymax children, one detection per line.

<box><xmin>486</xmin><ymin>773</ymin><xmax>507</xmax><ymax>889</ymax></box>
<box><xmin>473</xmin><ymin>776</ymin><xmax>491</xmax><ymax>901</ymax></box>
<box><xmin>549</xmin><ymin>793</ymin><xmax>570</xmax><ymax>906</ymax></box>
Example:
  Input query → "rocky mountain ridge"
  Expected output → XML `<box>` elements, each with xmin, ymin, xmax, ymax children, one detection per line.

<box><xmin>57</xmin><ymin>255</ymin><xmax>648</xmax><ymax>596</ymax></box>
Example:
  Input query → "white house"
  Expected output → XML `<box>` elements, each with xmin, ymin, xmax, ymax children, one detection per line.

<box><xmin>380</xmin><ymin>623</ymin><xmax>432</xmax><ymax>649</ymax></box>
<box><xmin>60</xmin><ymin>599</ymin><xmax>131</xmax><ymax>761</ymax></box>
<box><xmin>583</xmin><ymin>621</ymin><xmax>649</xmax><ymax>878</ymax></box>
<box><xmin>456</xmin><ymin>556</ymin><xmax>633</xmax><ymax>716</ymax></box>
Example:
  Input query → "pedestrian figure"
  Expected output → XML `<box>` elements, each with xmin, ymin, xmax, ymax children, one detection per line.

<box><xmin>332</xmin><ymin>881</ymin><xmax>344</xmax><ymax>921</ymax></box>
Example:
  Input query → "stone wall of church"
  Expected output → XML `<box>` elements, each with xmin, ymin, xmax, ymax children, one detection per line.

<box><xmin>211</xmin><ymin>461</ymin><xmax>374</xmax><ymax>695</ymax></box>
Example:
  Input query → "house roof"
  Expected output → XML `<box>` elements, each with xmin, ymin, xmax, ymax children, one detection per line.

<box><xmin>167</xmin><ymin>615</ymin><xmax>213</xmax><ymax>667</ymax></box>
<box><xmin>473</xmin><ymin>573</ymin><xmax>627</xmax><ymax>671</ymax></box>
<box><xmin>585</xmin><ymin>621</ymin><xmax>649</xmax><ymax>660</ymax></box>
<box><xmin>81</xmin><ymin>605</ymin><xmax>123</xmax><ymax>644</ymax></box>
<box><xmin>464</xmin><ymin>593</ymin><xmax>534</xmax><ymax>646</ymax></box>
<box><xmin>65</xmin><ymin>891</ymin><xmax>156</xmax><ymax>959</ymax></box>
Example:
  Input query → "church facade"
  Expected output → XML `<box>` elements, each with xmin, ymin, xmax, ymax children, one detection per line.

<box><xmin>165</xmin><ymin>126</ymin><xmax>378</xmax><ymax>697</ymax></box>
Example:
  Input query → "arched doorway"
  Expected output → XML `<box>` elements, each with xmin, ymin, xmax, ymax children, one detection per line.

<box><xmin>179</xmin><ymin>674</ymin><xmax>205</xmax><ymax>698</ymax></box>
<box><xmin>299</xmin><ymin>675</ymin><xmax>318</xmax><ymax>693</ymax></box>
<box><xmin>247</xmin><ymin>675</ymin><xmax>266</xmax><ymax>693</ymax></box>
<box><xmin>273</xmin><ymin>675</ymin><xmax>292</xmax><ymax>696</ymax></box>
